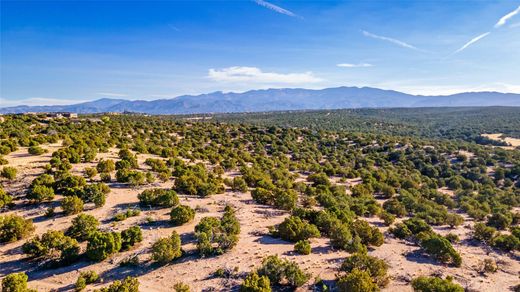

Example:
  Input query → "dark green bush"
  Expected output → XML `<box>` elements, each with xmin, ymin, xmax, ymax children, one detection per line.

<box><xmin>240</xmin><ymin>272</ymin><xmax>271</xmax><ymax>292</ymax></box>
<box><xmin>97</xmin><ymin>276</ymin><xmax>139</xmax><ymax>292</ymax></box>
<box><xmin>340</xmin><ymin>253</ymin><xmax>388</xmax><ymax>287</ymax></box>
<box><xmin>294</xmin><ymin>239</ymin><xmax>311</xmax><ymax>255</ymax></box>
<box><xmin>1</xmin><ymin>166</ymin><xmax>17</xmax><ymax>180</ymax></box>
<box><xmin>337</xmin><ymin>268</ymin><xmax>378</xmax><ymax>292</ymax></box>
<box><xmin>61</xmin><ymin>196</ymin><xmax>84</xmax><ymax>215</ymax></box>
<box><xmin>276</xmin><ymin>216</ymin><xmax>320</xmax><ymax>242</ymax></box>
<box><xmin>411</xmin><ymin>276</ymin><xmax>464</xmax><ymax>292</ymax></box>
<box><xmin>420</xmin><ymin>235</ymin><xmax>462</xmax><ymax>267</ymax></box>
<box><xmin>121</xmin><ymin>226</ymin><xmax>143</xmax><ymax>250</ymax></box>
<box><xmin>22</xmin><ymin>230</ymin><xmax>80</xmax><ymax>264</ymax></box>
<box><xmin>257</xmin><ymin>255</ymin><xmax>309</xmax><ymax>287</ymax></box>
<box><xmin>151</xmin><ymin>231</ymin><xmax>182</xmax><ymax>263</ymax></box>
<box><xmin>170</xmin><ymin>205</ymin><xmax>195</xmax><ymax>226</ymax></box>
<box><xmin>86</xmin><ymin>231</ymin><xmax>122</xmax><ymax>261</ymax></box>
<box><xmin>491</xmin><ymin>234</ymin><xmax>520</xmax><ymax>252</ymax></box>
<box><xmin>2</xmin><ymin>272</ymin><xmax>34</xmax><ymax>292</ymax></box>
<box><xmin>0</xmin><ymin>214</ymin><xmax>35</xmax><ymax>243</ymax></box>
<box><xmin>138</xmin><ymin>188</ymin><xmax>179</xmax><ymax>207</ymax></box>
<box><xmin>67</xmin><ymin>213</ymin><xmax>100</xmax><ymax>241</ymax></box>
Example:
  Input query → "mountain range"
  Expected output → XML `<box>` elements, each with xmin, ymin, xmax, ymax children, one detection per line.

<box><xmin>1</xmin><ymin>87</ymin><xmax>519</xmax><ymax>114</ymax></box>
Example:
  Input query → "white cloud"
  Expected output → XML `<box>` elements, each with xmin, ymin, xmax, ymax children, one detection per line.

<box><xmin>495</xmin><ymin>5</ymin><xmax>520</xmax><ymax>28</ymax></box>
<box><xmin>362</xmin><ymin>30</ymin><xmax>424</xmax><ymax>52</ymax></box>
<box><xmin>96</xmin><ymin>92</ymin><xmax>128</xmax><ymax>97</ymax></box>
<box><xmin>0</xmin><ymin>97</ymin><xmax>89</xmax><ymax>107</ymax></box>
<box><xmin>337</xmin><ymin>63</ymin><xmax>373</xmax><ymax>68</ymax></box>
<box><xmin>253</xmin><ymin>0</ymin><xmax>299</xmax><ymax>18</ymax></box>
<box><xmin>452</xmin><ymin>32</ymin><xmax>490</xmax><ymax>55</ymax></box>
<box><xmin>208</xmin><ymin>66</ymin><xmax>322</xmax><ymax>84</ymax></box>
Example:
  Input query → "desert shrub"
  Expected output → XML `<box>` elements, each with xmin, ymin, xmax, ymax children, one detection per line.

<box><xmin>257</xmin><ymin>255</ymin><xmax>309</xmax><ymax>287</ymax></box>
<box><xmin>81</xmin><ymin>183</ymin><xmax>110</xmax><ymax>207</ymax></box>
<box><xmin>487</xmin><ymin>213</ymin><xmax>513</xmax><ymax>230</ymax></box>
<box><xmin>0</xmin><ymin>187</ymin><xmax>13</xmax><ymax>208</ymax></box>
<box><xmin>350</xmin><ymin>220</ymin><xmax>384</xmax><ymax>247</ymax></box>
<box><xmin>170</xmin><ymin>204</ymin><xmax>195</xmax><ymax>226</ymax></box>
<box><xmin>329</xmin><ymin>222</ymin><xmax>354</xmax><ymax>250</ymax></box>
<box><xmin>420</xmin><ymin>235</ymin><xmax>462</xmax><ymax>267</ymax></box>
<box><xmin>174</xmin><ymin>165</ymin><xmax>224</xmax><ymax>197</ymax></box>
<box><xmin>445</xmin><ymin>213</ymin><xmax>464</xmax><ymax>228</ymax></box>
<box><xmin>67</xmin><ymin>213</ymin><xmax>100</xmax><ymax>241</ymax></box>
<box><xmin>491</xmin><ymin>234</ymin><xmax>520</xmax><ymax>252</ymax></box>
<box><xmin>0</xmin><ymin>214</ymin><xmax>35</xmax><ymax>243</ymax></box>
<box><xmin>251</xmin><ymin>188</ymin><xmax>274</xmax><ymax>205</ymax></box>
<box><xmin>151</xmin><ymin>231</ymin><xmax>182</xmax><ymax>263</ymax></box>
<box><xmin>22</xmin><ymin>230</ymin><xmax>80</xmax><ymax>264</ymax></box>
<box><xmin>337</xmin><ymin>268</ymin><xmax>379</xmax><ymax>292</ymax></box>
<box><xmin>1</xmin><ymin>166</ymin><xmax>17</xmax><ymax>180</ymax></box>
<box><xmin>411</xmin><ymin>276</ymin><xmax>464</xmax><ymax>292</ymax></box>
<box><xmin>138</xmin><ymin>188</ymin><xmax>179</xmax><ymax>207</ymax></box>
<box><xmin>173</xmin><ymin>282</ymin><xmax>191</xmax><ymax>292</ymax></box>
<box><xmin>445</xmin><ymin>233</ymin><xmax>460</xmax><ymax>243</ymax></box>
<box><xmin>61</xmin><ymin>196</ymin><xmax>84</xmax><ymax>215</ymax></box>
<box><xmin>121</xmin><ymin>226</ymin><xmax>143</xmax><ymax>250</ymax></box>
<box><xmin>2</xmin><ymin>272</ymin><xmax>35</xmax><ymax>292</ymax></box>
<box><xmin>114</xmin><ymin>209</ymin><xmax>140</xmax><ymax>221</ymax></box>
<box><xmin>276</xmin><ymin>216</ymin><xmax>320</xmax><ymax>242</ymax></box>
<box><xmin>382</xmin><ymin>198</ymin><xmax>406</xmax><ymax>217</ymax></box>
<box><xmin>294</xmin><ymin>239</ymin><xmax>311</xmax><ymax>255</ymax></box>
<box><xmin>240</xmin><ymin>272</ymin><xmax>271</xmax><ymax>292</ymax></box>
<box><xmin>404</xmin><ymin>217</ymin><xmax>432</xmax><ymax>234</ymax></box>
<box><xmin>480</xmin><ymin>258</ymin><xmax>498</xmax><ymax>273</ymax></box>
<box><xmin>232</xmin><ymin>176</ymin><xmax>249</xmax><ymax>192</ymax></box>
<box><xmin>97</xmin><ymin>159</ymin><xmax>115</xmax><ymax>173</ymax></box>
<box><xmin>86</xmin><ymin>231</ymin><xmax>122</xmax><ymax>261</ymax></box>
<box><xmin>195</xmin><ymin>206</ymin><xmax>240</xmax><ymax>256</ymax></box>
<box><xmin>340</xmin><ymin>253</ymin><xmax>389</xmax><ymax>287</ymax></box>
<box><xmin>273</xmin><ymin>188</ymin><xmax>298</xmax><ymax>210</ymax></box>
<box><xmin>27</xmin><ymin>184</ymin><xmax>55</xmax><ymax>202</ymax></box>
<box><xmin>28</xmin><ymin>145</ymin><xmax>47</xmax><ymax>155</ymax></box>
<box><xmin>473</xmin><ymin>222</ymin><xmax>496</xmax><ymax>243</ymax></box>
<box><xmin>84</xmin><ymin>167</ymin><xmax>98</xmax><ymax>180</ymax></box>
<box><xmin>97</xmin><ymin>276</ymin><xmax>139</xmax><ymax>292</ymax></box>
<box><xmin>55</xmin><ymin>174</ymin><xmax>86</xmax><ymax>193</ymax></box>
<box><xmin>75</xmin><ymin>270</ymin><xmax>99</xmax><ymax>291</ymax></box>
<box><xmin>116</xmin><ymin>169</ymin><xmax>146</xmax><ymax>186</ymax></box>
<box><xmin>379</xmin><ymin>211</ymin><xmax>395</xmax><ymax>226</ymax></box>
<box><xmin>100</xmin><ymin>172</ymin><xmax>111</xmax><ymax>182</ymax></box>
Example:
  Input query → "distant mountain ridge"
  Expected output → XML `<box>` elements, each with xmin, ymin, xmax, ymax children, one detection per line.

<box><xmin>1</xmin><ymin>87</ymin><xmax>519</xmax><ymax>114</ymax></box>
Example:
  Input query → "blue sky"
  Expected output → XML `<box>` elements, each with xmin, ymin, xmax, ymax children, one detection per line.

<box><xmin>1</xmin><ymin>0</ymin><xmax>520</xmax><ymax>106</ymax></box>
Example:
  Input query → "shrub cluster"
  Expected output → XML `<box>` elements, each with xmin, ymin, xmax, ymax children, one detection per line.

<box><xmin>195</xmin><ymin>205</ymin><xmax>240</xmax><ymax>256</ymax></box>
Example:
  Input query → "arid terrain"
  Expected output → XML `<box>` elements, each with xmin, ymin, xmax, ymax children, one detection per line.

<box><xmin>1</xmin><ymin>138</ymin><xmax>519</xmax><ymax>291</ymax></box>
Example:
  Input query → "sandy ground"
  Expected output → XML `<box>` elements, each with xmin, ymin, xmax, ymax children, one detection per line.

<box><xmin>1</xmin><ymin>143</ymin><xmax>519</xmax><ymax>291</ymax></box>
<box><xmin>482</xmin><ymin>133</ymin><xmax>520</xmax><ymax>150</ymax></box>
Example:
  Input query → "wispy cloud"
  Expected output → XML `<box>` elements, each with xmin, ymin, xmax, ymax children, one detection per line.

<box><xmin>495</xmin><ymin>5</ymin><xmax>520</xmax><ymax>28</ymax></box>
<box><xmin>208</xmin><ymin>66</ymin><xmax>322</xmax><ymax>84</ymax></box>
<box><xmin>96</xmin><ymin>92</ymin><xmax>128</xmax><ymax>97</ymax></box>
<box><xmin>362</xmin><ymin>30</ymin><xmax>424</xmax><ymax>52</ymax></box>
<box><xmin>337</xmin><ymin>63</ymin><xmax>373</xmax><ymax>68</ymax></box>
<box><xmin>253</xmin><ymin>0</ymin><xmax>299</xmax><ymax>18</ymax></box>
<box><xmin>452</xmin><ymin>32</ymin><xmax>490</xmax><ymax>55</ymax></box>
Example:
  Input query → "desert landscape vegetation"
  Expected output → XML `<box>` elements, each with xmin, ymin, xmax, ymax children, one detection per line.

<box><xmin>0</xmin><ymin>110</ymin><xmax>519</xmax><ymax>292</ymax></box>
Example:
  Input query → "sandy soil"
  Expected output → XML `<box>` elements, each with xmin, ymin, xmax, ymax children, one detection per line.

<box><xmin>482</xmin><ymin>133</ymin><xmax>520</xmax><ymax>150</ymax></box>
<box><xmin>1</xmin><ymin>144</ymin><xmax>519</xmax><ymax>291</ymax></box>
